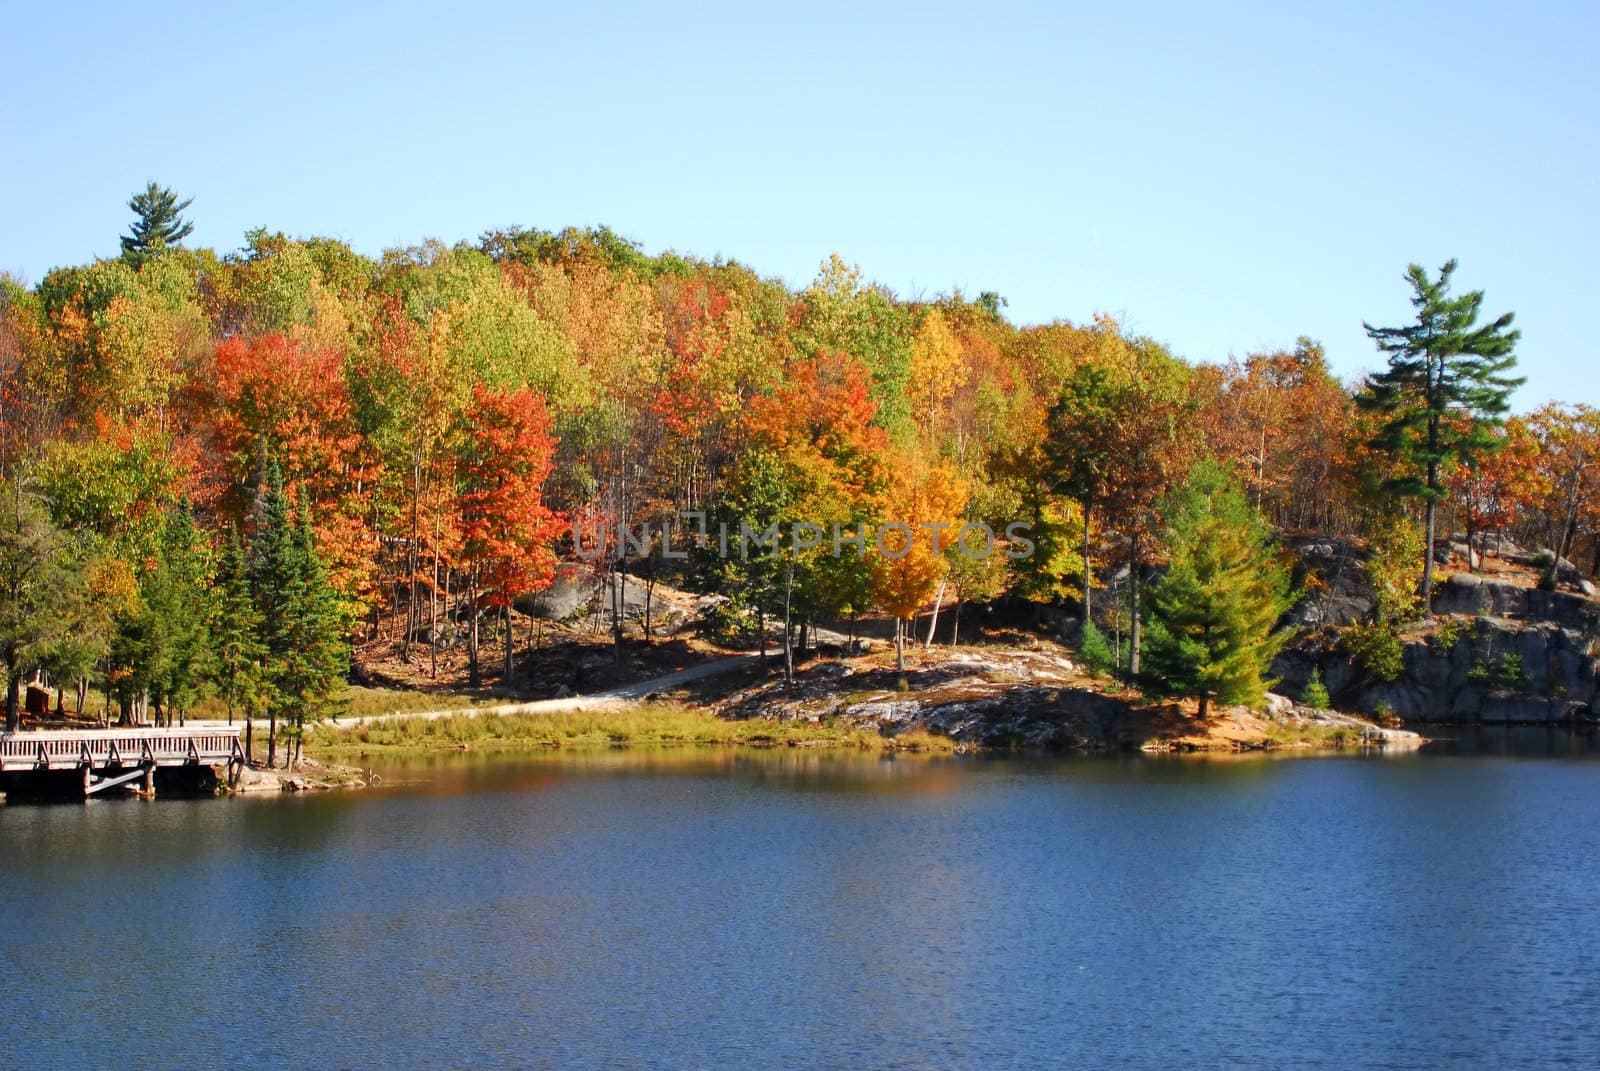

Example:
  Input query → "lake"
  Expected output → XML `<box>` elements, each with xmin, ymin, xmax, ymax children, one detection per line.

<box><xmin>4</xmin><ymin>734</ymin><xmax>1600</xmax><ymax>1069</ymax></box>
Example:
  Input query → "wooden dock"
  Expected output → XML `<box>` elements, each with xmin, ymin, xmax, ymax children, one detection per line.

<box><xmin>0</xmin><ymin>727</ymin><xmax>246</xmax><ymax>798</ymax></box>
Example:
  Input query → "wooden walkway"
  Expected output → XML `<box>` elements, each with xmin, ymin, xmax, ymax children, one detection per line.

<box><xmin>0</xmin><ymin>727</ymin><xmax>245</xmax><ymax>797</ymax></box>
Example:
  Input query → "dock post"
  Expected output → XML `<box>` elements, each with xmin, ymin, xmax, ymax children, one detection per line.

<box><xmin>142</xmin><ymin>763</ymin><xmax>155</xmax><ymax>797</ymax></box>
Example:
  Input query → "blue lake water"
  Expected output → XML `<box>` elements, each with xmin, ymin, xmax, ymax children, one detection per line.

<box><xmin>4</xmin><ymin>738</ymin><xmax>1600</xmax><ymax>1069</ymax></box>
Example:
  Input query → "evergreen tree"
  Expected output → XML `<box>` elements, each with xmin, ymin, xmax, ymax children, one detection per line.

<box><xmin>248</xmin><ymin>463</ymin><xmax>297</xmax><ymax>764</ymax></box>
<box><xmin>119</xmin><ymin>182</ymin><xmax>194</xmax><ymax>267</ymax></box>
<box><xmin>149</xmin><ymin>502</ymin><xmax>214</xmax><ymax>724</ymax></box>
<box><xmin>1140</xmin><ymin>463</ymin><xmax>1296</xmax><ymax>718</ymax></box>
<box><xmin>1358</xmin><ymin>260</ymin><xmax>1522</xmax><ymax>609</ymax></box>
<box><xmin>245</xmin><ymin>464</ymin><xmax>349</xmax><ymax>766</ymax></box>
<box><xmin>1077</xmin><ymin>619</ymin><xmax>1115</xmax><ymax>677</ymax></box>
<box><xmin>212</xmin><ymin>529</ymin><xmax>267</xmax><ymax>729</ymax></box>
<box><xmin>276</xmin><ymin>512</ymin><xmax>349</xmax><ymax>765</ymax></box>
<box><xmin>1303</xmin><ymin>668</ymin><xmax>1331</xmax><ymax>710</ymax></box>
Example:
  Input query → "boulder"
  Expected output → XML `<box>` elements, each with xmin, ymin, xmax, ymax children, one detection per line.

<box><xmin>523</xmin><ymin>564</ymin><xmax>603</xmax><ymax>621</ymax></box>
<box><xmin>1286</xmin><ymin>537</ymin><xmax>1373</xmax><ymax>627</ymax></box>
<box><xmin>233</xmin><ymin>765</ymin><xmax>288</xmax><ymax>794</ymax></box>
<box><xmin>1432</xmin><ymin>573</ymin><xmax>1530</xmax><ymax>618</ymax></box>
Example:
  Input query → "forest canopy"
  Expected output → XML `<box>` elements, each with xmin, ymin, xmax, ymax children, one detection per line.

<box><xmin>2</xmin><ymin>186</ymin><xmax>1595</xmax><ymax>733</ymax></box>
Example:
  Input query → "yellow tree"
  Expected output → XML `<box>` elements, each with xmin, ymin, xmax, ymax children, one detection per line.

<box><xmin>871</xmin><ymin>455</ymin><xmax>968</xmax><ymax>672</ymax></box>
<box><xmin>1530</xmin><ymin>404</ymin><xmax>1600</xmax><ymax>579</ymax></box>
<box><xmin>907</xmin><ymin>308</ymin><xmax>967</xmax><ymax>444</ymax></box>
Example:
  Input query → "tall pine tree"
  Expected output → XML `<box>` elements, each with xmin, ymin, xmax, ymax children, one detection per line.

<box><xmin>119</xmin><ymin>182</ymin><xmax>194</xmax><ymax>267</ymax></box>
<box><xmin>1140</xmin><ymin>463</ymin><xmax>1296</xmax><ymax>718</ymax></box>
<box><xmin>1358</xmin><ymin>260</ymin><xmax>1522</xmax><ymax>609</ymax></box>
<box><xmin>212</xmin><ymin>529</ymin><xmax>267</xmax><ymax>732</ymax></box>
<box><xmin>277</xmin><ymin>512</ymin><xmax>349</xmax><ymax>766</ymax></box>
<box><xmin>246</xmin><ymin>463</ymin><xmax>348</xmax><ymax>767</ymax></box>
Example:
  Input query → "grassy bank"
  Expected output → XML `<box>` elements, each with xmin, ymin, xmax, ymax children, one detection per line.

<box><xmin>307</xmin><ymin>703</ymin><xmax>961</xmax><ymax>759</ymax></box>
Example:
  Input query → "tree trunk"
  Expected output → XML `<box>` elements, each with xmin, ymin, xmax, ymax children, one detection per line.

<box><xmin>268</xmin><ymin>711</ymin><xmax>278</xmax><ymax>768</ymax></box>
<box><xmin>4</xmin><ymin>660</ymin><xmax>19</xmax><ymax>733</ymax></box>
<box><xmin>246</xmin><ymin>714</ymin><xmax>254</xmax><ymax>765</ymax></box>
<box><xmin>1197</xmin><ymin>694</ymin><xmax>1210</xmax><ymax>720</ymax></box>
<box><xmin>430</xmin><ymin>514</ymin><xmax>441</xmax><ymax>679</ymax></box>
<box><xmin>1465</xmin><ymin>508</ymin><xmax>1478</xmax><ymax>574</ymax></box>
<box><xmin>1421</xmin><ymin>484</ymin><xmax>1438</xmax><ymax>617</ymax></box>
<box><xmin>613</xmin><ymin>562</ymin><xmax>626</xmax><ymax>664</ymax></box>
<box><xmin>1255</xmin><ymin>424</ymin><xmax>1266</xmax><ymax>512</ymax></box>
<box><xmin>644</xmin><ymin>570</ymin><xmax>655</xmax><ymax>643</ymax></box>
<box><xmin>895</xmin><ymin>618</ymin><xmax>906</xmax><ymax>673</ymax></box>
<box><xmin>403</xmin><ymin>461</ymin><xmax>421</xmax><ymax>662</ymax></box>
<box><xmin>467</xmin><ymin>572</ymin><xmax>481</xmax><ymax>687</ymax></box>
<box><xmin>757</xmin><ymin>605</ymin><xmax>767</xmax><ymax>669</ymax></box>
<box><xmin>782</xmin><ymin>559</ymin><xmax>795</xmax><ymax>685</ymax></box>
<box><xmin>1081</xmin><ymin>501</ymin><xmax>1093</xmax><ymax>622</ymax></box>
<box><xmin>924</xmin><ymin>580</ymin><xmax>947</xmax><ymax>649</ymax></box>
<box><xmin>951</xmin><ymin>603</ymin><xmax>962</xmax><ymax>647</ymax></box>
<box><xmin>1128</xmin><ymin>531</ymin><xmax>1143</xmax><ymax>677</ymax></box>
<box><xmin>503</xmin><ymin>604</ymin><xmax>514</xmax><ymax>682</ymax></box>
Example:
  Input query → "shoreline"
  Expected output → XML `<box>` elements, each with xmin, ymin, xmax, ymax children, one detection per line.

<box><xmin>299</xmin><ymin>700</ymin><xmax>1423</xmax><ymax>770</ymax></box>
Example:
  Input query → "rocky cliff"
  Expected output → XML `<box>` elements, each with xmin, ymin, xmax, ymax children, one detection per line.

<box><xmin>1276</xmin><ymin>561</ymin><xmax>1600</xmax><ymax>725</ymax></box>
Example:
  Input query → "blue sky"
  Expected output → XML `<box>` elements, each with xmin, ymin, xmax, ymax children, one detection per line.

<box><xmin>3</xmin><ymin>1</ymin><xmax>1595</xmax><ymax>406</ymax></box>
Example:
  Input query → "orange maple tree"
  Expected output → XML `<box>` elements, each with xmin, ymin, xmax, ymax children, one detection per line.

<box><xmin>455</xmin><ymin>385</ymin><xmax>565</xmax><ymax>683</ymax></box>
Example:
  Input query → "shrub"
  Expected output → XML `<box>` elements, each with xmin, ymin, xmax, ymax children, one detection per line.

<box><xmin>1078</xmin><ymin>619</ymin><xmax>1116</xmax><ymax>677</ymax></box>
<box><xmin>1432</xmin><ymin>617</ymin><xmax>1466</xmax><ymax>651</ymax></box>
<box><xmin>1344</xmin><ymin>622</ymin><xmax>1405</xmax><ymax>683</ymax></box>
<box><xmin>697</xmin><ymin>599</ymin><xmax>747</xmax><ymax>644</ymax></box>
<box><xmin>1364</xmin><ymin>514</ymin><xmax>1425</xmax><ymax>624</ymax></box>
<box><xmin>1372</xmin><ymin>700</ymin><xmax>1402</xmax><ymax>729</ymax></box>
<box><xmin>1495</xmin><ymin>652</ymin><xmax>1530</xmax><ymax>687</ymax></box>
<box><xmin>1467</xmin><ymin>652</ymin><xmax>1533</xmax><ymax>688</ymax></box>
<box><xmin>1302</xmin><ymin>668</ymin><xmax>1331</xmax><ymax>709</ymax></box>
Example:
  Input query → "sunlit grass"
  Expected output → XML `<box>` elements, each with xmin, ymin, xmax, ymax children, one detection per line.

<box><xmin>307</xmin><ymin>702</ymin><xmax>960</xmax><ymax>757</ymax></box>
<box><xmin>340</xmin><ymin>686</ymin><xmax>484</xmax><ymax>719</ymax></box>
<box><xmin>1264</xmin><ymin>723</ymin><xmax>1364</xmax><ymax>748</ymax></box>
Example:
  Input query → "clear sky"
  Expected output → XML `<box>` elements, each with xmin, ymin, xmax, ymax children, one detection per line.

<box><xmin>3</xmin><ymin>0</ymin><xmax>1596</xmax><ymax>406</ymax></box>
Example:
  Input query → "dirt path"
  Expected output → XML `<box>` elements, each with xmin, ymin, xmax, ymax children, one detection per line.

<box><xmin>315</xmin><ymin>649</ymin><xmax>775</xmax><ymax>730</ymax></box>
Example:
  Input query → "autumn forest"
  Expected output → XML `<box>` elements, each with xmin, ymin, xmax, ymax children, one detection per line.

<box><xmin>2</xmin><ymin>185</ymin><xmax>1597</xmax><ymax>747</ymax></box>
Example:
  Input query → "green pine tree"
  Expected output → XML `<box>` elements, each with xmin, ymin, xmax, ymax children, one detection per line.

<box><xmin>245</xmin><ymin>464</ymin><xmax>350</xmax><ymax>767</ymax></box>
<box><xmin>212</xmin><ymin>529</ymin><xmax>267</xmax><ymax>730</ymax></box>
<box><xmin>1303</xmin><ymin>668</ymin><xmax>1331</xmax><ymax>710</ymax></box>
<box><xmin>277</xmin><ymin>511</ymin><xmax>349</xmax><ymax>766</ymax></box>
<box><xmin>150</xmin><ymin>502</ymin><xmax>214</xmax><ymax>725</ymax></box>
<box><xmin>1140</xmin><ymin>463</ymin><xmax>1297</xmax><ymax>718</ymax></box>
<box><xmin>248</xmin><ymin>463</ymin><xmax>298</xmax><ymax>765</ymax></box>
<box><xmin>119</xmin><ymin>182</ymin><xmax>194</xmax><ymax>267</ymax></box>
<box><xmin>1077</xmin><ymin>619</ymin><xmax>1116</xmax><ymax>677</ymax></box>
<box><xmin>1358</xmin><ymin>260</ymin><xmax>1522</xmax><ymax>610</ymax></box>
